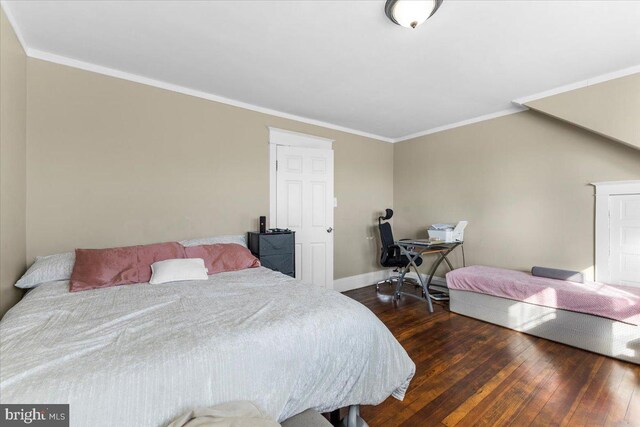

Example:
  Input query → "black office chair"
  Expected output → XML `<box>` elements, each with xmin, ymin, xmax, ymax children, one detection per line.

<box><xmin>376</xmin><ymin>209</ymin><xmax>422</xmax><ymax>291</ymax></box>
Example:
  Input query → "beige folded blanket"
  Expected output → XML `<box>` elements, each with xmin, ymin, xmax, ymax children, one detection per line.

<box><xmin>167</xmin><ymin>401</ymin><xmax>281</xmax><ymax>427</ymax></box>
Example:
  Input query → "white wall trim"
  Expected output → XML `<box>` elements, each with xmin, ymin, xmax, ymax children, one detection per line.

<box><xmin>592</xmin><ymin>180</ymin><xmax>640</xmax><ymax>196</ymax></box>
<box><xmin>25</xmin><ymin>49</ymin><xmax>395</xmax><ymax>144</ymax></box>
<box><xmin>513</xmin><ymin>65</ymin><xmax>640</xmax><ymax>106</ymax></box>
<box><xmin>591</xmin><ymin>180</ymin><xmax>640</xmax><ymax>283</ymax></box>
<box><xmin>332</xmin><ymin>270</ymin><xmax>448</xmax><ymax>293</ymax></box>
<box><xmin>333</xmin><ymin>270</ymin><xmax>390</xmax><ymax>292</ymax></box>
<box><xmin>392</xmin><ymin>106</ymin><xmax>527</xmax><ymax>143</ymax></box>
<box><xmin>268</xmin><ymin>144</ymin><xmax>278</xmax><ymax>229</ymax></box>
<box><xmin>268</xmin><ymin>127</ymin><xmax>333</xmax><ymax>149</ymax></box>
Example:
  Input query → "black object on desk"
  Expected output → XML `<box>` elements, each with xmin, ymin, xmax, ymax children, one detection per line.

<box><xmin>248</xmin><ymin>231</ymin><xmax>295</xmax><ymax>278</ymax></box>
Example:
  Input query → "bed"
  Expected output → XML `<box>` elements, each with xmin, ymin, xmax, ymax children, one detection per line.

<box><xmin>447</xmin><ymin>266</ymin><xmax>640</xmax><ymax>364</ymax></box>
<box><xmin>0</xmin><ymin>267</ymin><xmax>415</xmax><ymax>426</ymax></box>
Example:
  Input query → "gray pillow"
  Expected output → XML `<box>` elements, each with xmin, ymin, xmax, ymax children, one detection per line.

<box><xmin>180</xmin><ymin>234</ymin><xmax>247</xmax><ymax>248</ymax></box>
<box><xmin>531</xmin><ymin>266</ymin><xmax>585</xmax><ymax>283</ymax></box>
<box><xmin>15</xmin><ymin>252</ymin><xmax>76</xmax><ymax>289</ymax></box>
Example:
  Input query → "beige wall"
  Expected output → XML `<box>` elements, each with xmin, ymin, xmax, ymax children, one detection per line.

<box><xmin>394</xmin><ymin>110</ymin><xmax>640</xmax><ymax>279</ymax></box>
<box><xmin>526</xmin><ymin>73</ymin><xmax>640</xmax><ymax>151</ymax></box>
<box><xmin>0</xmin><ymin>9</ymin><xmax>27</xmax><ymax>317</ymax></box>
<box><xmin>26</xmin><ymin>58</ymin><xmax>393</xmax><ymax>280</ymax></box>
<box><xmin>6</xmin><ymin>18</ymin><xmax>639</xmax><ymax>320</ymax></box>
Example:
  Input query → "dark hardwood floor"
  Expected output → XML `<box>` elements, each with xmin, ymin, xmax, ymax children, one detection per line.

<box><xmin>343</xmin><ymin>284</ymin><xmax>640</xmax><ymax>427</ymax></box>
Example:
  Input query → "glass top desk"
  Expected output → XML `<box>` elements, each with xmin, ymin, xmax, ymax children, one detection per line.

<box><xmin>394</xmin><ymin>240</ymin><xmax>463</xmax><ymax>313</ymax></box>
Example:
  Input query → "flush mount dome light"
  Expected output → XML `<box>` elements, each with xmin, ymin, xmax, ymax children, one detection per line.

<box><xmin>385</xmin><ymin>0</ymin><xmax>443</xmax><ymax>29</ymax></box>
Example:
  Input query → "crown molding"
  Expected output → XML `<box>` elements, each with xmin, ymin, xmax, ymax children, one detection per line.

<box><xmin>2</xmin><ymin>1</ymin><xmax>397</xmax><ymax>143</ymax></box>
<box><xmin>33</xmin><ymin>43</ymin><xmax>635</xmax><ymax>145</ymax></box>
<box><xmin>391</xmin><ymin>106</ymin><xmax>527</xmax><ymax>143</ymax></box>
<box><xmin>512</xmin><ymin>64</ymin><xmax>640</xmax><ymax>106</ymax></box>
<box><xmin>28</xmin><ymin>49</ymin><xmax>396</xmax><ymax>143</ymax></box>
<box><xmin>4</xmin><ymin>0</ymin><xmax>639</xmax><ymax>145</ymax></box>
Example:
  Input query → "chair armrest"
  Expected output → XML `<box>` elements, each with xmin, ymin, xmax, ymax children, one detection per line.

<box><xmin>381</xmin><ymin>244</ymin><xmax>402</xmax><ymax>265</ymax></box>
<box><xmin>389</xmin><ymin>244</ymin><xmax>402</xmax><ymax>256</ymax></box>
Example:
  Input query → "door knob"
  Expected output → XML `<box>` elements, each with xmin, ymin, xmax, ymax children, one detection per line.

<box><xmin>327</xmin><ymin>227</ymin><xmax>333</xmax><ymax>233</ymax></box>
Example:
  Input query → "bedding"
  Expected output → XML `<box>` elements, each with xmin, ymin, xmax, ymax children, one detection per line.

<box><xmin>16</xmin><ymin>235</ymin><xmax>247</xmax><ymax>289</ymax></box>
<box><xmin>149</xmin><ymin>258</ymin><xmax>208</xmax><ymax>284</ymax></box>
<box><xmin>137</xmin><ymin>242</ymin><xmax>188</xmax><ymax>282</ymax></box>
<box><xmin>15</xmin><ymin>251</ymin><xmax>75</xmax><ymax>289</ymax></box>
<box><xmin>70</xmin><ymin>245</ymin><xmax>139</xmax><ymax>291</ymax></box>
<box><xmin>180</xmin><ymin>234</ymin><xmax>247</xmax><ymax>248</ymax></box>
<box><xmin>184</xmin><ymin>244</ymin><xmax>260</xmax><ymax>274</ymax></box>
<box><xmin>0</xmin><ymin>267</ymin><xmax>414</xmax><ymax>427</ymax></box>
<box><xmin>70</xmin><ymin>242</ymin><xmax>186</xmax><ymax>292</ymax></box>
<box><xmin>167</xmin><ymin>401</ymin><xmax>280</xmax><ymax>427</ymax></box>
<box><xmin>531</xmin><ymin>266</ymin><xmax>584</xmax><ymax>283</ymax></box>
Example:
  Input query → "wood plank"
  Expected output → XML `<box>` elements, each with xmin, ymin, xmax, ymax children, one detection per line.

<box><xmin>597</xmin><ymin>364</ymin><xmax>634</xmax><ymax>427</ymax></box>
<box><xmin>452</xmin><ymin>340</ymin><xmax>562</xmax><ymax>427</ymax></box>
<box><xmin>344</xmin><ymin>285</ymin><xmax>640</xmax><ymax>427</ymax></box>
<box><xmin>504</xmin><ymin>344</ymin><xmax>587</xmax><ymax>426</ymax></box>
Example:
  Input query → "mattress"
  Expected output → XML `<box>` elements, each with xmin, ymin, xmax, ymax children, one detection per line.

<box><xmin>0</xmin><ymin>267</ymin><xmax>415</xmax><ymax>426</ymax></box>
<box><xmin>447</xmin><ymin>266</ymin><xmax>640</xmax><ymax>325</ymax></box>
<box><xmin>450</xmin><ymin>289</ymin><xmax>640</xmax><ymax>365</ymax></box>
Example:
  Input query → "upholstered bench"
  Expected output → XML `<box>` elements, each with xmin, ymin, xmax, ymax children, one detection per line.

<box><xmin>446</xmin><ymin>266</ymin><xmax>640</xmax><ymax>364</ymax></box>
<box><xmin>281</xmin><ymin>409</ymin><xmax>332</xmax><ymax>427</ymax></box>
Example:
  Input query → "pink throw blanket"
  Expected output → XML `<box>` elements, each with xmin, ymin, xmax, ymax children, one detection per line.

<box><xmin>446</xmin><ymin>266</ymin><xmax>640</xmax><ymax>325</ymax></box>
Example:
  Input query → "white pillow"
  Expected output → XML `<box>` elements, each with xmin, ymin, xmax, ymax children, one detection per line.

<box><xmin>16</xmin><ymin>252</ymin><xmax>75</xmax><ymax>289</ymax></box>
<box><xmin>180</xmin><ymin>234</ymin><xmax>246</xmax><ymax>247</ymax></box>
<box><xmin>149</xmin><ymin>258</ymin><xmax>208</xmax><ymax>285</ymax></box>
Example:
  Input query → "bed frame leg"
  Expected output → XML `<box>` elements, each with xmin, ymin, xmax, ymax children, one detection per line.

<box><xmin>340</xmin><ymin>405</ymin><xmax>369</xmax><ymax>427</ymax></box>
<box><xmin>329</xmin><ymin>409</ymin><xmax>341</xmax><ymax>425</ymax></box>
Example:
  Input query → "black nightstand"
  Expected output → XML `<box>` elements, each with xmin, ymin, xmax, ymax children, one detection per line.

<box><xmin>247</xmin><ymin>231</ymin><xmax>295</xmax><ymax>278</ymax></box>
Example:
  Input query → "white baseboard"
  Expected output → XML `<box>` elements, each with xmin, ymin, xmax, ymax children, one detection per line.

<box><xmin>404</xmin><ymin>271</ymin><xmax>448</xmax><ymax>287</ymax></box>
<box><xmin>333</xmin><ymin>270</ymin><xmax>390</xmax><ymax>293</ymax></box>
<box><xmin>332</xmin><ymin>270</ymin><xmax>448</xmax><ymax>293</ymax></box>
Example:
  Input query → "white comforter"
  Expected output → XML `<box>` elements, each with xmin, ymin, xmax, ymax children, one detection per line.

<box><xmin>0</xmin><ymin>267</ymin><xmax>414</xmax><ymax>427</ymax></box>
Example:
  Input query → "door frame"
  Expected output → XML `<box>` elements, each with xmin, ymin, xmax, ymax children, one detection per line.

<box><xmin>592</xmin><ymin>180</ymin><xmax>640</xmax><ymax>283</ymax></box>
<box><xmin>268</xmin><ymin>127</ymin><xmax>334</xmax><ymax>229</ymax></box>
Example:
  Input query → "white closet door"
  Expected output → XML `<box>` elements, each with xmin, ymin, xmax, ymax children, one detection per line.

<box><xmin>610</xmin><ymin>194</ymin><xmax>640</xmax><ymax>287</ymax></box>
<box><xmin>276</xmin><ymin>145</ymin><xmax>334</xmax><ymax>287</ymax></box>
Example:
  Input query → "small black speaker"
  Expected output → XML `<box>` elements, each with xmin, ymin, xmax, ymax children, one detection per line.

<box><xmin>259</xmin><ymin>216</ymin><xmax>266</xmax><ymax>233</ymax></box>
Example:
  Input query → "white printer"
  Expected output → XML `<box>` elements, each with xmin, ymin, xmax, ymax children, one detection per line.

<box><xmin>427</xmin><ymin>221</ymin><xmax>468</xmax><ymax>243</ymax></box>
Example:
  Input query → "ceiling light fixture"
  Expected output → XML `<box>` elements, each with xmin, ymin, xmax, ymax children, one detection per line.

<box><xmin>385</xmin><ymin>0</ymin><xmax>443</xmax><ymax>29</ymax></box>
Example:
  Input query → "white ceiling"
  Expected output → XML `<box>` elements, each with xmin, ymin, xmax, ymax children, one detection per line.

<box><xmin>3</xmin><ymin>0</ymin><xmax>640</xmax><ymax>141</ymax></box>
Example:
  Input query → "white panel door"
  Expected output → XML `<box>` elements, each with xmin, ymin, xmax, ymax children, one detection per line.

<box><xmin>276</xmin><ymin>145</ymin><xmax>333</xmax><ymax>287</ymax></box>
<box><xmin>610</xmin><ymin>194</ymin><xmax>640</xmax><ymax>287</ymax></box>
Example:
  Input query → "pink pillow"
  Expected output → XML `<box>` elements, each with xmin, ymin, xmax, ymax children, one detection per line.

<box><xmin>136</xmin><ymin>242</ymin><xmax>186</xmax><ymax>283</ymax></box>
<box><xmin>184</xmin><ymin>244</ymin><xmax>260</xmax><ymax>275</ymax></box>
<box><xmin>70</xmin><ymin>242</ymin><xmax>185</xmax><ymax>292</ymax></box>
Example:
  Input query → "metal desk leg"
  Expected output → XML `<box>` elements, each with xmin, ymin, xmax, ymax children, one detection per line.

<box><xmin>399</xmin><ymin>246</ymin><xmax>434</xmax><ymax>313</ymax></box>
<box><xmin>425</xmin><ymin>246</ymin><xmax>457</xmax><ymax>291</ymax></box>
<box><xmin>443</xmin><ymin>254</ymin><xmax>454</xmax><ymax>271</ymax></box>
